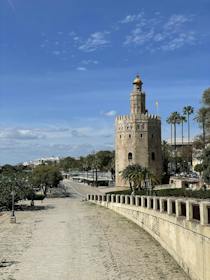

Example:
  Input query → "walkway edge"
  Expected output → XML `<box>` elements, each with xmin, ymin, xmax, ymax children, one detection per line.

<box><xmin>87</xmin><ymin>195</ymin><xmax>210</xmax><ymax>280</ymax></box>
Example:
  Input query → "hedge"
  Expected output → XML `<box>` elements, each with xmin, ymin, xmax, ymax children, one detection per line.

<box><xmin>106</xmin><ymin>188</ymin><xmax>210</xmax><ymax>199</ymax></box>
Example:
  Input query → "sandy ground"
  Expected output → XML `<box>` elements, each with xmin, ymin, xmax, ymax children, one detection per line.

<box><xmin>0</xmin><ymin>180</ymin><xmax>189</xmax><ymax>280</ymax></box>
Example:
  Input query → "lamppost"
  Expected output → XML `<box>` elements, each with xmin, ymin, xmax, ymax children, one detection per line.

<box><xmin>10</xmin><ymin>188</ymin><xmax>16</xmax><ymax>223</ymax></box>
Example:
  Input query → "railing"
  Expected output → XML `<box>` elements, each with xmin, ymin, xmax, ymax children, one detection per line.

<box><xmin>87</xmin><ymin>194</ymin><xmax>210</xmax><ymax>226</ymax></box>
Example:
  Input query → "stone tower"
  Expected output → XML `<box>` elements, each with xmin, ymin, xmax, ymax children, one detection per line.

<box><xmin>115</xmin><ymin>75</ymin><xmax>162</xmax><ymax>187</ymax></box>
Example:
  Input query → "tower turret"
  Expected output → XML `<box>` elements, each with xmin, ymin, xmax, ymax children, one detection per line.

<box><xmin>130</xmin><ymin>75</ymin><xmax>146</xmax><ymax>115</ymax></box>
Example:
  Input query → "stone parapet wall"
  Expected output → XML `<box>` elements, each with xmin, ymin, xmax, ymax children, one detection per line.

<box><xmin>87</xmin><ymin>194</ymin><xmax>210</xmax><ymax>280</ymax></box>
<box><xmin>116</xmin><ymin>113</ymin><xmax>160</xmax><ymax>122</ymax></box>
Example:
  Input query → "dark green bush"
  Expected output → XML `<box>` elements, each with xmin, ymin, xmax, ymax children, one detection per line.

<box><xmin>107</xmin><ymin>188</ymin><xmax>210</xmax><ymax>199</ymax></box>
<box><xmin>27</xmin><ymin>193</ymin><xmax>45</xmax><ymax>201</ymax></box>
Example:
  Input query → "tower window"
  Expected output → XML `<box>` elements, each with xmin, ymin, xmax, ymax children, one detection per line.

<box><xmin>152</xmin><ymin>152</ymin><xmax>155</xmax><ymax>161</ymax></box>
<box><xmin>128</xmin><ymin>152</ymin><xmax>133</xmax><ymax>161</ymax></box>
<box><xmin>120</xmin><ymin>135</ymin><xmax>121</xmax><ymax>138</ymax></box>
<box><xmin>129</xmin><ymin>134</ymin><xmax>131</xmax><ymax>138</ymax></box>
<box><xmin>140</xmin><ymin>134</ymin><xmax>143</xmax><ymax>138</ymax></box>
<box><xmin>152</xmin><ymin>134</ymin><xmax>154</xmax><ymax>138</ymax></box>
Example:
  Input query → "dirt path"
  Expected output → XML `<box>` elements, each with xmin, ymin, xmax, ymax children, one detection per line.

<box><xmin>0</xmin><ymin>182</ymin><xmax>189</xmax><ymax>280</ymax></box>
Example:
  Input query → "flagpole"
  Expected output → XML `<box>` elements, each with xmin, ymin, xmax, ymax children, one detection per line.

<box><xmin>155</xmin><ymin>101</ymin><xmax>159</xmax><ymax>116</ymax></box>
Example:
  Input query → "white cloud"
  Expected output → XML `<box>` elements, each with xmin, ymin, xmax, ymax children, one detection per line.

<box><xmin>78</xmin><ymin>32</ymin><xmax>109</xmax><ymax>52</ymax></box>
<box><xmin>0</xmin><ymin>128</ymin><xmax>45</xmax><ymax>140</ymax></box>
<box><xmin>120</xmin><ymin>12</ymin><xmax>144</xmax><ymax>24</ymax></box>
<box><xmin>123</xmin><ymin>13</ymin><xmax>196</xmax><ymax>52</ymax></box>
<box><xmin>164</xmin><ymin>14</ymin><xmax>193</xmax><ymax>31</ymax></box>
<box><xmin>104</xmin><ymin>110</ymin><xmax>117</xmax><ymax>117</ymax></box>
<box><xmin>161</xmin><ymin>32</ymin><xmax>196</xmax><ymax>51</ymax></box>
<box><xmin>124</xmin><ymin>27</ymin><xmax>155</xmax><ymax>45</ymax></box>
<box><xmin>52</xmin><ymin>50</ymin><xmax>61</xmax><ymax>56</ymax></box>
<box><xmin>81</xmin><ymin>59</ymin><xmax>99</xmax><ymax>65</ymax></box>
<box><xmin>76</xmin><ymin>67</ymin><xmax>87</xmax><ymax>71</ymax></box>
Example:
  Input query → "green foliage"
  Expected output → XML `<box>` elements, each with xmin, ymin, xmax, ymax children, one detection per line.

<box><xmin>58</xmin><ymin>150</ymin><xmax>115</xmax><ymax>173</ymax></box>
<box><xmin>202</xmin><ymin>88</ymin><xmax>210</xmax><ymax>106</ymax></box>
<box><xmin>59</xmin><ymin>157</ymin><xmax>81</xmax><ymax>171</ymax></box>
<box><xmin>202</xmin><ymin>147</ymin><xmax>210</xmax><ymax>184</ymax></box>
<box><xmin>0</xmin><ymin>169</ymin><xmax>33</xmax><ymax>209</ymax></box>
<box><xmin>107</xmin><ymin>188</ymin><xmax>210</xmax><ymax>199</ymax></box>
<box><xmin>27</xmin><ymin>193</ymin><xmax>45</xmax><ymax>201</ymax></box>
<box><xmin>32</xmin><ymin>165</ymin><xmax>63</xmax><ymax>195</ymax></box>
<box><xmin>121</xmin><ymin>164</ymin><xmax>158</xmax><ymax>193</ymax></box>
<box><xmin>183</xmin><ymin>105</ymin><xmax>194</xmax><ymax>116</ymax></box>
<box><xmin>194</xmin><ymin>164</ymin><xmax>203</xmax><ymax>174</ymax></box>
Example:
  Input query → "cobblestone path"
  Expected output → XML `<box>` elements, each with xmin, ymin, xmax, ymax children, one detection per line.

<box><xmin>0</xmin><ymin>181</ymin><xmax>189</xmax><ymax>280</ymax></box>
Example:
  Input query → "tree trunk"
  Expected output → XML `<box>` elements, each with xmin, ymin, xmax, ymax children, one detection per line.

<box><xmin>174</xmin><ymin>123</ymin><xmax>177</xmax><ymax>173</ymax></box>
<box><xmin>203</xmin><ymin>120</ymin><xmax>206</xmax><ymax>148</ymax></box>
<box><xmin>188</xmin><ymin>114</ymin><xmax>190</xmax><ymax>144</ymax></box>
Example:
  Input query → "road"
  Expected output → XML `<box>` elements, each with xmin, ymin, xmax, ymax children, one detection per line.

<box><xmin>0</xmin><ymin>180</ymin><xmax>189</xmax><ymax>280</ymax></box>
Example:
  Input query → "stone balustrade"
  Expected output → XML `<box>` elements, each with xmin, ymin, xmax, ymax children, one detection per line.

<box><xmin>87</xmin><ymin>194</ymin><xmax>210</xmax><ymax>226</ymax></box>
<box><xmin>86</xmin><ymin>193</ymin><xmax>210</xmax><ymax>280</ymax></box>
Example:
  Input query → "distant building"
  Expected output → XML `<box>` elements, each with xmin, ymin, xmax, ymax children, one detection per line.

<box><xmin>167</xmin><ymin>139</ymin><xmax>193</xmax><ymax>163</ymax></box>
<box><xmin>115</xmin><ymin>75</ymin><xmax>162</xmax><ymax>187</ymax></box>
<box><xmin>23</xmin><ymin>156</ymin><xmax>60</xmax><ymax>167</ymax></box>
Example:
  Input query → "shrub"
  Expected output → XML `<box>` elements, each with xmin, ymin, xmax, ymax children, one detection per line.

<box><xmin>107</xmin><ymin>188</ymin><xmax>210</xmax><ymax>199</ymax></box>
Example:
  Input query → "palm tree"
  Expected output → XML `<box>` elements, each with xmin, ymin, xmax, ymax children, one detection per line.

<box><xmin>166</xmin><ymin>115</ymin><xmax>173</xmax><ymax>145</ymax></box>
<box><xmin>121</xmin><ymin>164</ymin><xmax>158</xmax><ymax>194</ymax></box>
<box><xmin>170</xmin><ymin>111</ymin><xmax>181</xmax><ymax>151</ymax></box>
<box><xmin>183</xmin><ymin>106</ymin><xmax>194</xmax><ymax>145</ymax></box>
<box><xmin>180</xmin><ymin>115</ymin><xmax>187</xmax><ymax>146</ymax></box>
<box><xmin>194</xmin><ymin>107</ymin><xmax>208</xmax><ymax>148</ymax></box>
<box><xmin>121</xmin><ymin>164</ymin><xmax>143</xmax><ymax>193</ymax></box>
<box><xmin>169</xmin><ymin>112</ymin><xmax>181</xmax><ymax>172</ymax></box>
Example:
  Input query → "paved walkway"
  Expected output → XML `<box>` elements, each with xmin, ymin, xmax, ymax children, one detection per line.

<box><xmin>0</xmin><ymin>181</ymin><xmax>189</xmax><ymax>280</ymax></box>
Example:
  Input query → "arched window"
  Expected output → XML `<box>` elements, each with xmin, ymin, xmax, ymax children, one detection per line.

<box><xmin>129</xmin><ymin>134</ymin><xmax>131</xmax><ymax>138</ymax></box>
<box><xmin>152</xmin><ymin>152</ymin><xmax>155</xmax><ymax>161</ymax></box>
<box><xmin>128</xmin><ymin>152</ymin><xmax>133</xmax><ymax>161</ymax></box>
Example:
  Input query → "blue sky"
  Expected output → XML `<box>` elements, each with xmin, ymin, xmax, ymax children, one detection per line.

<box><xmin>0</xmin><ymin>0</ymin><xmax>210</xmax><ymax>164</ymax></box>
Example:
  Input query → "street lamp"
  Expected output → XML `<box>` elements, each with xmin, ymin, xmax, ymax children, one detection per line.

<box><xmin>10</xmin><ymin>189</ymin><xmax>16</xmax><ymax>223</ymax></box>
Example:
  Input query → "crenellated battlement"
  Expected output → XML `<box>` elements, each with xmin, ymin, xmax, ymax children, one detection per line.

<box><xmin>116</xmin><ymin>113</ymin><xmax>160</xmax><ymax>122</ymax></box>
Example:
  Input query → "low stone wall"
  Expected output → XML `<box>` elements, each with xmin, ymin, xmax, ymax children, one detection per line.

<box><xmin>87</xmin><ymin>194</ymin><xmax>210</xmax><ymax>280</ymax></box>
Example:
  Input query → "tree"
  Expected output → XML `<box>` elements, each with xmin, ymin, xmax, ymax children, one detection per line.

<box><xmin>0</xmin><ymin>169</ymin><xmax>35</xmax><ymax>209</ymax></box>
<box><xmin>180</xmin><ymin>115</ymin><xmax>187</xmax><ymax>146</ymax></box>
<box><xmin>202</xmin><ymin>88</ymin><xmax>210</xmax><ymax>107</ymax></box>
<box><xmin>194</xmin><ymin>164</ymin><xmax>203</xmax><ymax>176</ymax></box>
<box><xmin>121</xmin><ymin>164</ymin><xmax>143</xmax><ymax>193</ymax></box>
<box><xmin>121</xmin><ymin>164</ymin><xmax>158</xmax><ymax>194</ymax></box>
<box><xmin>32</xmin><ymin>165</ymin><xmax>63</xmax><ymax>195</ymax></box>
<box><xmin>202</xmin><ymin>147</ymin><xmax>210</xmax><ymax>185</ymax></box>
<box><xmin>166</xmin><ymin>116</ymin><xmax>173</xmax><ymax>145</ymax></box>
<box><xmin>168</xmin><ymin>112</ymin><xmax>181</xmax><ymax>172</ymax></box>
<box><xmin>194</xmin><ymin>88</ymin><xmax>210</xmax><ymax>148</ymax></box>
<box><xmin>169</xmin><ymin>112</ymin><xmax>181</xmax><ymax>151</ymax></box>
<box><xmin>183</xmin><ymin>105</ymin><xmax>194</xmax><ymax>144</ymax></box>
<box><xmin>162</xmin><ymin>141</ymin><xmax>172</xmax><ymax>181</ymax></box>
<box><xmin>194</xmin><ymin>107</ymin><xmax>208</xmax><ymax>148</ymax></box>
